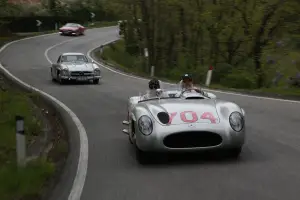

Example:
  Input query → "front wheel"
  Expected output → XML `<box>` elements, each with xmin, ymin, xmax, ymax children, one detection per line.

<box><xmin>50</xmin><ymin>68</ymin><xmax>55</xmax><ymax>82</ymax></box>
<box><xmin>93</xmin><ymin>79</ymin><xmax>99</xmax><ymax>84</ymax></box>
<box><xmin>57</xmin><ymin>73</ymin><xmax>66</xmax><ymax>85</ymax></box>
<box><xmin>227</xmin><ymin>147</ymin><xmax>242</xmax><ymax>158</ymax></box>
<box><xmin>135</xmin><ymin>148</ymin><xmax>154</xmax><ymax>165</ymax></box>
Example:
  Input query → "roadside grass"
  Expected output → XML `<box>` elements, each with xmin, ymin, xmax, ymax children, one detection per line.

<box><xmin>0</xmin><ymin>78</ymin><xmax>55</xmax><ymax>200</ymax></box>
<box><xmin>0</xmin><ymin>25</ymin><xmax>73</xmax><ymax>199</ymax></box>
<box><xmin>99</xmin><ymin>39</ymin><xmax>300</xmax><ymax>98</ymax></box>
<box><xmin>0</xmin><ymin>20</ymin><xmax>116</xmax><ymax>199</ymax></box>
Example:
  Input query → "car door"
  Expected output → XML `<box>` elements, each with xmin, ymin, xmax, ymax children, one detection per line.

<box><xmin>79</xmin><ymin>24</ymin><xmax>85</xmax><ymax>33</ymax></box>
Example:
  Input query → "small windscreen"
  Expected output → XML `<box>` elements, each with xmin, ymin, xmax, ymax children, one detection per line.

<box><xmin>65</xmin><ymin>23</ymin><xmax>78</xmax><ymax>27</ymax></box>
<box><xmin>61</xmin><ymin>55</ymin><xmax>88</xmax><ymax>62</ymax></box>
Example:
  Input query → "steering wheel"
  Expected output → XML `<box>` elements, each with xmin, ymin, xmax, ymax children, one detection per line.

<box><xmin>180</xmin><ymin>88</ymin><xmax>200</xmax><ymax>95</ymax></box>
<box><xmin>180</xmin><ymin>88</ymin><xmax>209</xmax><ymax>98</ymax></box>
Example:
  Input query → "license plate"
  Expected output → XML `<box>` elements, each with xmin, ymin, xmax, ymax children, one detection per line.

<box><xmin>78</xmin><ymin>77</ymin><xmax>87</xmax><ymax>81</ymax></box>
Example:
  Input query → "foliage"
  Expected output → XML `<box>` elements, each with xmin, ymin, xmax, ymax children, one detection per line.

<box><xmin>0</xmin><ymin>0</ymin><xmax>119</xmax><ymax>22</ymax></box>
<box><xmin>115</xmin><ymin>0</ymin><xmax>300</xmax><ymax>89</ymax></box>
<box><xmin>0</xmin><ymin>77</ymin><xmax>55</xmax><ymax>200</ymax></box>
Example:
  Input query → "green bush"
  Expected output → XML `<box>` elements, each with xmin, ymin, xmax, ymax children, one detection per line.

<box><xmin>212</xmin><ymin>63</ymin><xmax>234</xmax><ymax>83</ymax></box>
<box><xmin>220</xmin><ymin>69</ymin><xmax>257</xmax><ymax>89</ymax></box>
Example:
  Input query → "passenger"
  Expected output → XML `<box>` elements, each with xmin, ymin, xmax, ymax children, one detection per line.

<box><xmin>142</xmin><ymin>78</ymin><xmax>164</xmax><ymax>99</ymax></box>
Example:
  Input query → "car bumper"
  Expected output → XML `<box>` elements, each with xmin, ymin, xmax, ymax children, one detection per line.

<box><xmin>59</xmin><ymin>31</ymin><xmax>78</xmax><ymax>35</ymax></box>
<box><xmin>60</xmin><ymin>75</ymin><xmax>101</xmax><ymax>81</ymax></box>
<box><xmin>135</xmin><ymin>123</ymin><xmax>245</xmax><ymax>152</ymax></box>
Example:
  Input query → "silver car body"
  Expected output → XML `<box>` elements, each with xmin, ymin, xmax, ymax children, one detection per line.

<box><xmin>50</xmin><ymin>52</ymin><xmax>101</xmax><ymax>84</ymax></box>
<box><xmin>123</xmin><ymin>89</ymin><xmax>246</xmax><ymax>155</ymax></box>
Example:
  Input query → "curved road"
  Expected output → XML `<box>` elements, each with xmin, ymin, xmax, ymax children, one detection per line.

<box><xmin>1</xmin><ymin>27</ymin><xmax>300</xmax><ymax>200</ymax></box>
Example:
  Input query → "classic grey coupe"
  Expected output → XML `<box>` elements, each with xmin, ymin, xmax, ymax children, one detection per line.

<box><xmin>122</xmin><ymin>88</ymin><xmax>246</xmax><ymax>164</ymax></box>
<box><xmin>50</xmin><ymin>52</ymin><xmax>101</xmax><ymax>84</ymax></box>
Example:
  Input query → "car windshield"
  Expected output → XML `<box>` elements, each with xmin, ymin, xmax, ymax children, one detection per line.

<box><xmin>138</xmin><ymin>85</ymin><xmax>182</xmax><ymax>102</ymax></box>
<box><xmin>61</xmin><ymin>55</ymin><xmax>88</xmax><ymax>62</ymax></box>
<box><xmin>65</xmin><ymin>23</ymin><xmax>78</xmax><ymax>27</ymax></box>
<box><xmin>137</xmin><ymin>84</ymin><xmax>211</xmax><ymax>102</ymax></box>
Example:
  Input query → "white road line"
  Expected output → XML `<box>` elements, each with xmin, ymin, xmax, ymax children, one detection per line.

<box><xmin>0</xmin><ymin>32</ymin><xmax>88</xmax><ymax>200</ymax></box>
<box><xmin>44</xmin><ymin>38</ymin><xmax>78</xmax><ymax>63</ymax></box>
<box><xmin>87</xmin><ymin>41</ymin><xmax>300</xmax><ymax>104</ymax></box>
<box><xmin>44</xmin><ymin>38</ymin><xmax>88</xmax><ymax>200</ymax></box>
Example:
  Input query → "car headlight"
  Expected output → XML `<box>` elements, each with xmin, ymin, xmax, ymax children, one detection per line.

<box><xmin>138</xmin><ymin>115</ymin><xmax>153</xmax><ymax>135</ymax></box>
<box><xmin>229</xmin><ymin>112</ymin><xmax>244</xmax><ymax>132</ymax></box>
<box><xmin>94</xmin><ymin>69</ymin><xmax>101</xmax><ymax>76</ymax></box>
<box><xmin>61</xmin><ymin>69</ymin><xmax>69</xmax><ymax>76</ymax></box>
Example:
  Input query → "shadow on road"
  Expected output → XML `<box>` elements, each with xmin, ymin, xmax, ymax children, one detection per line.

<box><xmin>127</xmin><ymin>145</ymin><xmax>258</xmax><ymax>167</ymax></box>
<box><xmin>50</xmin><ymin>79</ymin><xmax>102</xmax><ymax>86</ymax></box>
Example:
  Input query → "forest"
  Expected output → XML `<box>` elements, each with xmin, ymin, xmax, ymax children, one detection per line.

<box><xmin>1</xmin><ymin>0</ymin><xmax>300</xmax><ymax>90</ymax></box>
<box><xmin>104</xmin><ymin>0</ymin><xmax>300</xmax><ymax>90</ymax></box>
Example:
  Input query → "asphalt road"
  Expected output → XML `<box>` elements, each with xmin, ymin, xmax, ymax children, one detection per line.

<box><xmin>1</xmin><ymin>27</ymin><xmax>300</xmax><ymax>200</ymax></box>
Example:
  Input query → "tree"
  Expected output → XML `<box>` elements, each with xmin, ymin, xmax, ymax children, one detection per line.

<box><xmin>114</xmin><ymin>0</ymin><xmax>300</xmax><ymax>87</ymax></box>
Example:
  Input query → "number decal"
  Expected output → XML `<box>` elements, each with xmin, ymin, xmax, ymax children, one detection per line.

<box><xmin>200</xmin><ymin>112</ymin><xmax>217</xmax><ymax>123</ymax></box>
<box><xmin>168</xmin><ymin>111</ymin><xmax>217</xmax><ymax>124</ymax></box>
<box><xmin>180</xmin><ymin>111</ymin><xmax>198</xmax><ymax>123</ymax></box>
<box><xmin>168</xmin><ymin>112</ymin><xmax>177</xmax><ymax>124</ymax></box>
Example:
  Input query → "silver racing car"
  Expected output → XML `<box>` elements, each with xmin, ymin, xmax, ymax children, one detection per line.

<box><xmin>50</xmin><ymin>52</ymin><xmax>101</xmax><ymax>84</ymax></box>
<box><xmin>122</xmin><ymin>88</ymin><xmax>246</xmax><ymax>163</ymax></box>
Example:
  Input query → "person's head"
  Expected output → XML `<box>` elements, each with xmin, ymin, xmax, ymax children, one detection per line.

<box><xmin>148</xmin><ymin>78</ymin><xmax>160</xmax><ymax>90</ymax></box>
<box><xmin>181</xmin><ymin>74</ymin><xmax>193</xmax><ymax>86</ymax></box>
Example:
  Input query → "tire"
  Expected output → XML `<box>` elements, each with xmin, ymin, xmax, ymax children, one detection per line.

<box><xmin>51</xmin><ymin>69</ymin><xmax>55</xmax><ymax>82</ymax></box>
<box><xmin>227</xmin><ymin>147</ymin><xmax>242</xmax><ymax>158</ymax></box>
<box><xmin>135</xmin><ymin>147</ymin><xmax>153</xmax><ymax>165</ymax></box>
<box><xmin>93</xmin><ymin>79</ymin><xmax>99</xmax><ymax>84</ymax></box>
<box><xmin>129</xmin><ymin>127</ymin><xmax>134</xmax><ymax>144</ymax></box>
<box><xmin>129</xmin><ymin>136</ymin><xmax>133</xmax><ymax>144</ymax></box>
<box><xmin>57</xmin><ymin>73</ymin><xmax>66</xmax><ymax>85</ymax></box>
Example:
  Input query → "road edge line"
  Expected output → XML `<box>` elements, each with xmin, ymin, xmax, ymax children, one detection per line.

<box><xmin>0</xmin><ymin>32</ymin><xmax>88</xmax><ymax>200</ymax></box>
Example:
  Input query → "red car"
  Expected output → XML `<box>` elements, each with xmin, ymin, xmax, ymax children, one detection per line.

<box><xmin>59</xmin><ymin>23</ymin><xmax>85</xmax><ymax>36</ymax></box>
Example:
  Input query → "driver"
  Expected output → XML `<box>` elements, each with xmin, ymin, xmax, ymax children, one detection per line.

<box><xmin>179</xmin><ymin>73</ymin><xmax>201</xmax><ymax>93</ymax></box>
<box><xmin>142</xmin><ymin>78</ymin><xmax>164</xmax><ymax>99</ymax></box>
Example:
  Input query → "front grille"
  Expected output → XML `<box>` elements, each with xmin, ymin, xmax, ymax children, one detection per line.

<box><xmin>70</xmin><ymin>71</ymin><xmax>93</xmax><ymax>76</ymax></box>
<box><xmin>163</xmin><ymin>131</ymin><xmax>222</xmax><ymax>148</ymax></box>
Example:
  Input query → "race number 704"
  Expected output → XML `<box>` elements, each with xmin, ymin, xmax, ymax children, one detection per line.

<box><xmin>168</xmin><ymin>111</ymin><xmax>217</xmax><ymax>124</ymax></box>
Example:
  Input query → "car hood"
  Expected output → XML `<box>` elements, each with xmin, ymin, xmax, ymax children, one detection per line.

<box><xmin>62</xmin><ymin>62</ymin><xmax>94</xmax><ymax>71</ymax></box>
<box><xmin>143</xmin><ymin>99</ymin><xmax>220</xmax><ymax>125</ymax></box>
